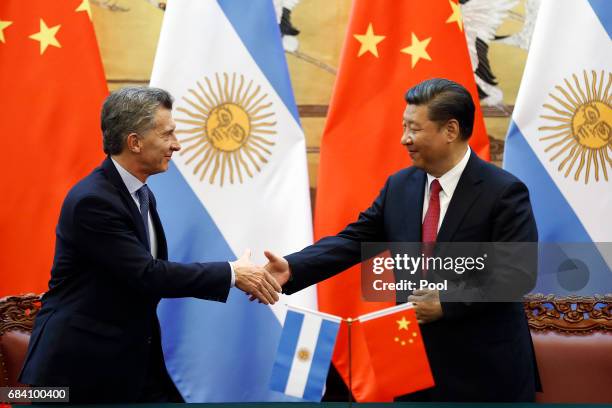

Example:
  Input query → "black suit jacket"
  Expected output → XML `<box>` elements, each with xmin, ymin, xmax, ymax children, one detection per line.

<box><xmin>19</xmin><ymin>157</ymin><xmax>231</xmax><ymax>402</ymax></box>
<box><xmin>284</xmin><ymin>152</ymin><xmax>540</xmax><ymax>402</ymax></box>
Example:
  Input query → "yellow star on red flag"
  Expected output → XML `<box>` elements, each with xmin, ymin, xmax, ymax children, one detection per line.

<box><xmin>354</xmin><ymin>23</ymin><xmax>386</xmax><ymax>58</ymax></box>
<box><xmin>400</xmin><ymin>32</ymin><xmax>432</xmax><ymax>68</ymax></box>
<box><xmin>0</xmin><ymin>20</ymin><xmax>13</xmax><ymax>43</ymax></box>
<box><xmin>396</xmin><ymin>316</ymin><xmax>410</xmax><ymax>330</ymax></box>
<box><xmin>29</xmin><ymin>19</ymin><xmax>62</xmax><ymax>55</ymax></box>
<box><xmin>76</xmin><ymin>0</ymin><xmax>93</xmax><ymax>21</ymax></box>
<box><xmin>446</xmin><ymin>0</ymin><xmax>463</xmax><ymax>31</ymax></box>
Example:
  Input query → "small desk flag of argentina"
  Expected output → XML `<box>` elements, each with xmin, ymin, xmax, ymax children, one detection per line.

<box><xmin>503</xmin><ymin>0</ymin><xmax>612</xmax><ymax>296</ymax></box>
<box><xmin>270</xmin><ymin>306</ymin><xmax>341</xmax><ymax>401</ymax></box>
<box><xmin>149</xmin><ymin>0</ymin><xmax>316</xmax><ymax>402</ymax></box>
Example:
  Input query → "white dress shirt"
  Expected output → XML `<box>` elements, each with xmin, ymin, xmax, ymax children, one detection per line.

<box><xmin>422</xmin><ymin>147</ymin><xmax>471</xmax><ymax>232</ymax></box>
<box><xmin>110</xmin><ymin>158</ymin><xmax>235</xmax><ymax>286</ymax></box>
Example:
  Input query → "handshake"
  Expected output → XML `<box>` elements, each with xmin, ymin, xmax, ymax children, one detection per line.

<box><xmin>229</xmin><ymin>249</ymin><xmax>291</xmax><ymax>305</ymax></box>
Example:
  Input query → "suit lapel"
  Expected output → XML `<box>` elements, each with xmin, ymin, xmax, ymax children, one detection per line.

<box><xmin>102</xmin><ymin>157</ymin><xmax>151</xmax><ymax>250</ymax></box>
<box><xmin>436</xmin><ymin>152</ymin><xmax>484</xmax><ymax>242</ymax></box>
<box><xmin>402</xmin><ymin>170</ymin><xmax>427</xmax><ymax>242</ymax></box>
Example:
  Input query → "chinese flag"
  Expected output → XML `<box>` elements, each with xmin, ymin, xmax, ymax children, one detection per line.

<box><xmin>0</xmin><ymin>0</ymin><xmax>107</xmax><ymax>296</ymax></box>
<box><xmin>360</xmin><ymin>305</ymin><xmax>434</xmax><ymax>397</ymax></box>
<box><xmin>315</xmin><ymin>0</ymin><xmax>489</xmax><ymax>402</ymax></box>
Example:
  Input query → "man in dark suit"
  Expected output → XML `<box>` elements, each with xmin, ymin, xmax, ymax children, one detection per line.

<box><xmin>263</xmin><ymin>78</ymin><xmax>540</xmax><ymax>402</ymax></box>
<box><xmin>19</xmin><ymin>87</ymin><xmax>281</xmax><ymax>403</ymax></box>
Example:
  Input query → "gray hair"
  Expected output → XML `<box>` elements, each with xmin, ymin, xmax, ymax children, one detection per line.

<box><xmin>101</xmin><ymin>86</ymin><xmax>174</xmax><ymax>155</ymax></box>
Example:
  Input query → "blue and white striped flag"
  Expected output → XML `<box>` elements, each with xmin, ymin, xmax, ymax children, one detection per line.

<box><xmin>270</xmin><ymin>305</ymin><xmax>342</xmax><ymax>401</ymax></box>
<box><xmin>148</xmin><ymin>0</ymin><xmax>316</xmax><ymax>402</ymax></box>
<box><xmin>504</xmin><ymin>0</ymin><xmax>612</xmax><ymax>296</ymax></box>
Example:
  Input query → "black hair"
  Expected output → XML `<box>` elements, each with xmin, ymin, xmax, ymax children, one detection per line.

<box><xmin>405</xmin><ymin>78</ymin><xmax>475</xmax><ymax>140</ymax></box>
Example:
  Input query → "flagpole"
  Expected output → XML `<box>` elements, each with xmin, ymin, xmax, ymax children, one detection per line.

<box><xmin>346</xmin><ymin>317</ymin><xmax>353</xmax><ymax>405</ymax></box>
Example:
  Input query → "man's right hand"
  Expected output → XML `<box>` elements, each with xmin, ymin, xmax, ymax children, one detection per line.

<box><xmin>231</xmin><ymin>249</ymin><xmax>281</xmax><ymax>305</ymax></box>
<box><xmin>264</xmin><ymin>250</ymin><xmax>291</xmax><ymax>287</ymax></box>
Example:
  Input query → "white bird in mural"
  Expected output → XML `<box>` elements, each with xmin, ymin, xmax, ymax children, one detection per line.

<box><xmin>499</xmin><ymin>0</ymin><xmax>542</xmax><ymax>50</ymax></box>
<box><xmin>273</xmin><ymin>0</ymin><xmax>302</xmax><ymax>52</ymax></box>
<box><xmin>140</xmin><ymin>0</ymin><xmax>165</xmax><ymax>10</ymax></box>
<box><xmin>461</xmin><ymin>0</ymin><xmax>518</xmax><ymax>106</ymax></box>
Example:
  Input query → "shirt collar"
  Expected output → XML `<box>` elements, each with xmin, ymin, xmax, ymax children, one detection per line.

<box><xmin>111</xmin><ymin>157</ymin><xmax>144</xmax><ymax>195</ymax></box>
<box><xmin>426</xmin><ymin>146</ymin><xmax>471</xmax><ymax>196</ymax></box>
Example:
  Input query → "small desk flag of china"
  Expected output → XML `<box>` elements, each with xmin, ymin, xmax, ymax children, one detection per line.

<box><xmin>359</xmin><ymin>303</ymin><xmax>434</xmax><ymax>397</ymax></box>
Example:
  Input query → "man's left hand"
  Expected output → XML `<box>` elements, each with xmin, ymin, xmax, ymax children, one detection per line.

<box><xmin>408</xmin><ymin>289</ymin><xmax>443</xmax><ymax>324</ymax></box>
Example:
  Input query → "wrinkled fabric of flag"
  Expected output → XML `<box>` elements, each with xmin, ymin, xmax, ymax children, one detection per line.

<box><xmin>149</xmin><ymin>0</ymin><xmax>316</xmax><ymax>402</ymax></box>
<box><xmin>504</xmin><ymin>0</ymin><xmax>612</xmax><ymax>296</ymax></box>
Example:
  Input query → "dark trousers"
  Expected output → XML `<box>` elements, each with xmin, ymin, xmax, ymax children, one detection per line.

<box><xmin>138</xmin><ymin>346</ymin><xmax>184</xmax><ymax>403</ymax></box>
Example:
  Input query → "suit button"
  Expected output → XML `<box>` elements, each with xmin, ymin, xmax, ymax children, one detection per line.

<box><xmin>146</xmin><ymin>336</ymin><xmax>152</xmax><ymax>344</ymax></box>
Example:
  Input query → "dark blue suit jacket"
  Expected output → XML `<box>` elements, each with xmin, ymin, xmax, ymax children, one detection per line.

<box><xmin>19</xmin><ymin>157</ymin><xmax>231</xmax><ymax>402</ymax></box>
<box><xmin>284</xmin><ymin>152</ymin><xmax>540</xmax><ymax>402</ymax></box>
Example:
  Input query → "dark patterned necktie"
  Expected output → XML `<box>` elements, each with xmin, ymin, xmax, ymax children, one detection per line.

<box><xmin>136</xmin><ymin>184</ymin><xmax>150</xmax><ymax>248</ymax></box>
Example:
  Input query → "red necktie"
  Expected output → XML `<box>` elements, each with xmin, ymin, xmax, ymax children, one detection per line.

<box><xmin>422</xmin><ymin>179</ymin><xmax>442</xmax><ymax>276</ymax></box>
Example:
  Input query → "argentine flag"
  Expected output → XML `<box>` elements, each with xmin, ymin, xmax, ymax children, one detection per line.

<box><xmin>504</xmin><ymin>0</ymin><xmax>611</xmax><ymax>296</ymax></box>
<box><xmin>270</xmin><ymin>306</ymin><xmax>341</xmax><ymax>401</ymax></box>
<box><xmin>149</xmin><ymin>0</ymin><xmax>315</xmax><ymax>401</ymax></box>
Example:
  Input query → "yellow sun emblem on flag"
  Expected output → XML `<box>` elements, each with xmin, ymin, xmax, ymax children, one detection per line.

<box><xmin>539</xmin><ymin>70</ymin><xmax>611</xmax><ymax>184</ymax></box>
<box><xmin>297</xmin><ymin>347</ymin><xmax>311</xmax><ymax>362</ymax></box>
<box><xmin>175</xmin><ymin>73</ymin><xmax>276</xmax><ymax>186</ymax></box>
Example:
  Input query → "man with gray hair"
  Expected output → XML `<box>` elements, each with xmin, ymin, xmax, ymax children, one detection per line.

<box><xmin>19</xmin><ymin>87</ymin><xmax>281</xmax><ymax>403</ymax></box>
